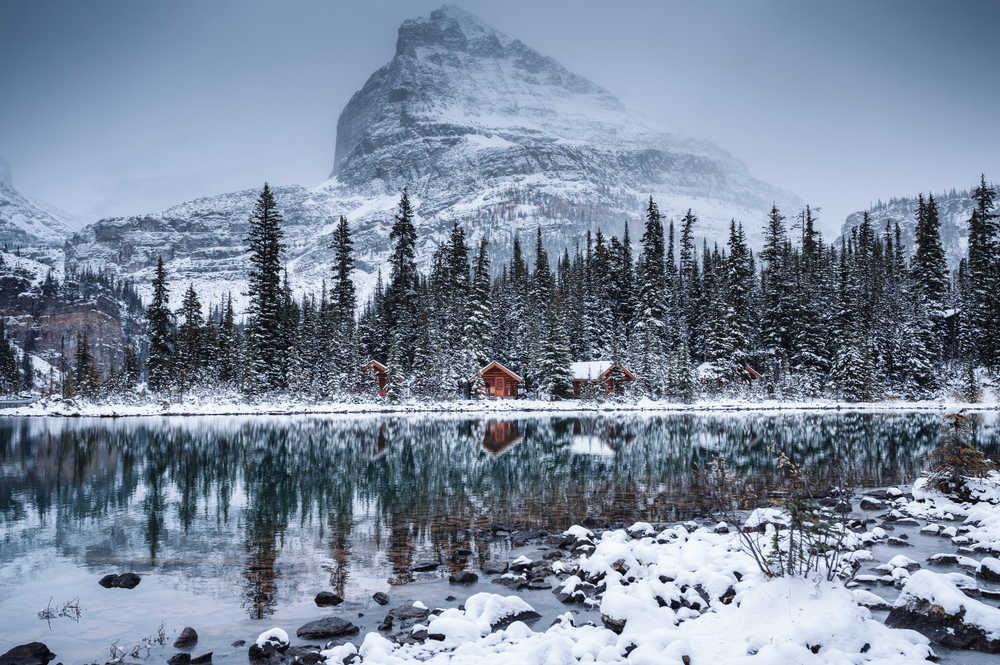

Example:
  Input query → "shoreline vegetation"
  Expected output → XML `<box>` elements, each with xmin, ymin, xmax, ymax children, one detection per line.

<box><xmin>4</xmin><ymin>394</ymin><xmax>1000</xmax><ymax>418</ymax></box>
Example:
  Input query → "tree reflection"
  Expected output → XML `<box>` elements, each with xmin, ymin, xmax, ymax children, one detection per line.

<box><xmin>0</xmin><ymin>412</ymin><xmax>996</xmax><ymax>619</ymax></box>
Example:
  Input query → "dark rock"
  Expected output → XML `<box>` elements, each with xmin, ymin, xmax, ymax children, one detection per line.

<box><xmin>526</xmin><ymin>579</ymin><xmax>551</xmax><ymax>590</ymax></box>
<box><xmin>859</xmin><ymin>497</ymin><xmax>883</xmax><ymax>511</ymax></box>
<box><xmin>977</xmin><ymin>558</ymin><xmax>1000</xmax><ymax>582</ymax></box>
<box><xmin>372</xmin><ymin>591</ymin><xmax>389</xmax><ymax>606</ymax></box>
<box><xmin>377</xmin><ymin>616</ymin><xmax>393</xmax><ymax>632</ymax></box>
<box><xmin>490</xmin><ymin>609</ymin><xmax>541</xmax><ymax>631</ymax></box>
<box><xmin>602</xmin><ymin>614</ymin><xmax>626</xmax><ymax>634</ymax></box>
<box><xmin>116</xmin><ymin>572</ymin><xmax>142</xmax><ymax>588</ymax></box>
<box><xmin>492</xmin><ymin>574</ymin><xmax>526</xmax><ymax>589</ymax></box>
<box><xmin>249</xmin><ymin>644</ymin><xmax>319</xmax><ymax>665</ymax></box>
<box><xmin>315</xmin><ymin>591</ymin><xmax>344</xmax><ymax>607</ymax></box>
<box><xmin>0</xmin><ymin>644</ymin><xmax>56</xmax><ymax>665</ymax></box>
<box><xmin>445</xmin><ymin>595</ymin><xmax>457</xmax><ymax>601</ymax></box>
<box><xmin>189</xmin><ymin>653</ymin><xmax>211</xmax><ymax>665</ymax></box>
<box><xmin>231</xmin><ymin>641</ymin><xmax>246</xmax><ymax>648</ymax></box>
<box><xmin>173</xmin><ymin>627</ymin><xmax>198</xmax><ymax>649</ymax></box>
<box><xmin>98</xmin><ymin>574</ymin><xmax>118</xmax><ymax>588</ymax></box>
<box><xmin>887</xmin><ymin>537</ymin><xmax>912</xmax><ymax>547</ymax></box>
<box><xmin>448</xmin><ymin>571</ymin><xmax>478</xmax><ymax>584</ymax></box>
<box><xmin>509</xmin><ymin>558</ymin><xmax>533</xmax><ymax>573</ymax></box>
<box><xmin>886</xmin><ymin>601</ymin><xmax>1000</xmax><ymax>652</ymax></box>
<box><xmin>928</xmin><ymin>554</ymin><xmax>959</xmax><ymax>566</ymax></box>
<box><xmin>388</xmin><ymin>605</ymin><xmax>431</xmax><ymax>622</ymax></box>
<box><xmin>482</xmin><ymin>561</ymin><xmax>508</xmax><ymax>575</ymax></box>
<box><xmin>296</xmin><ymin>617</ymin><xmax>360</xmax><ymax>640</ymax></box>
<box><xmin>167</xmin><ymin>654</ymin><xmax>190</xmax><ymax>665</ymax></box>
<box><xmin>412</xmin><ymin>560</ymin><xmax>439</xmax><ymax>572</ymax></box>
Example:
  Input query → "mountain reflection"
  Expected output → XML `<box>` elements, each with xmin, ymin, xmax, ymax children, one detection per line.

<box><xmin>0</xmin><ymin>413</ymin><xmax>996</xmax><ymax>620</ymax></box>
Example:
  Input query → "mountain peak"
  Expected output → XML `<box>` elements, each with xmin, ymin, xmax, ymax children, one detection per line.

<box><xmin>396</xmin><ymin>5</ymin><xmax>510</xmax><ymax>57</ymax></box>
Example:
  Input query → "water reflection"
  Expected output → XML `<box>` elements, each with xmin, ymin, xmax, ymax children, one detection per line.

<box><xmin>0</xmin><ymin>412</ymin><xmax>997</xmax><ymax>620</ymax></box>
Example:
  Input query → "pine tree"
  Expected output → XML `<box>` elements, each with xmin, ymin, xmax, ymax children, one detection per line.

<box><xmin>73</xmin><ymin>331</ymin><xmax>100</xmax><ymax>398</ymax></box>
<box><xmin>244</xmin><ymin>183</ymin><xmax>286</xmax><ymax>393</ymax></box>
<box><xmin>536</xmin><ymin>301</ymin><xmax>573</xmax><ymax>399</ymax></box>
<box><xmin>176</xmin><ymin>284</ymin><xmax>204</xmax><ymax>390</ymax></box>
<box><xmin>146</xmin><ymin>256</ymin><xmax>173</xmax><ymax>392</ymax></box>
<box><xmin>330</xmin><ymin>216</ymin><xmax>356</xmax><ymax>384</ymax></box>
<box><xmin>385</xmin><ymin>190</ymin><xmax>419</xmax><ymax>371</ymax></box>
<box><xmin>0</xmin><ymin>319</ymin><xmax>18</xmax><ymax>394</ymax></box>
<box><xmin>217</xmin><ymin>294</ymin><xmax>240</xmax><ymax>386</ymax></box>
<box><xmin>910</xmin><ymin>193</ymin><xmax>948</xmax><ymax>363</ymax></box>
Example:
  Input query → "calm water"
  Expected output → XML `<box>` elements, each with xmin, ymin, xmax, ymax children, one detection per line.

<box><xmin>1</xmin><ymin>412</ymin><xmax>998</xmax><ymax>663</ymax></box>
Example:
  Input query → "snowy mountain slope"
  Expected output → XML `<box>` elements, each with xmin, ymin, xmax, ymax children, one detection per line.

<box><xmin>0</xmin><ymin>160</ymin><xmax>72</xmax><ymax>248</ymax></box>
<box><xmin>840</xmin><ymin>188</ymin><xmax>974</xmax><ymax>269</ymax></box>
<box><xmin>66</xmin><ymin>5</ymin><xmax>799</xmax><ymax>309</ymax></box>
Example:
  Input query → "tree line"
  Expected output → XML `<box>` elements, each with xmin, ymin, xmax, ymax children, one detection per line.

<box><xmin>110</xmin><ymin>175</ymin><xmax>999</xmax><ymax>402</ymax></box>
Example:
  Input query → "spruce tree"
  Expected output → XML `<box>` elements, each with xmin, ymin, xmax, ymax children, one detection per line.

<box><xmin>330</xmin><ymin>216</ymin><xmax>356</xmax><ymax>382</ymax></box>
<box><xmin>244</xmin><ymin>183</ymin><xmax>286</xmax><ymax>393</ymax></box>
<box><xmin>385</xmin><ymin>190</ymin><xmax>419</xmax><ymax>371</ymax></box>
<box><xmin>177</xmin><ymin>284</ymin><xmax>204</xmax><ymax>390</ymax></box>
<box><xmin>146</xmin><ymin>256</ymin><xmax>173</xmax><ymax>392</ymax></box>
<box><xmin>73</xmin><ymin>331</ymin><xmax>100</xmax><ymax>398</ymax></box>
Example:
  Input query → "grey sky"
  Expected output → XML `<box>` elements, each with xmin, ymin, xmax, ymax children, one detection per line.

<box><xmin>1</xmin><ymin>0</ymin><xmax>997</xmax><ymax>235</ymax></box>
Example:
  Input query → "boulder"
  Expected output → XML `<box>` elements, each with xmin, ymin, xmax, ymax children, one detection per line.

<box><xmin>99</xmin><ymin>572</ymin><xmax>142</xmax><ymax>589</ymax></box>
<box><xmin>167</xmin><ymin>654</ymin><xmax>190</xmax><ymax>665</ymax></box>
<box><xmin>412</xmin><ymin>560</ymin><xmax>439</xmax><ymax>572</ymax></box>
<box><xmin>372</xmin><ymin>591</ymin><xmax>389</xmax><ymax>606</ymax></box>
<box><xmin>482</xmin><ymin>560</ymin><xmax>508</xmax><ymax>575</ymax></box>
<box><xmin>448</xmin><ymin>571</ymin><xmax>478</xmax><ymax>584</ymax></box>
<box><xmin>388</xmin><ymin>605</ymin><xmax>430</xmax><ymax>622</ymax></box>
<box><xmin>859</xmin><ymin>497</ymin><xmax>883</xmax><ymax>511</ymax></box>
<box><xmin>886</xmin><ymin>570</ymin><xmax>1000</xmax><ymax>653</ymax></box>
<box><xmin>978</xmin><ymin>557</ymin><xmax>1000</xmax><ymax>582</ymax></box>
<box><xmin>190</xmin><ymin>654</ymin><xmax>212</xmax><ymax>665</ymax></box>
<box><xmin>173</xmin><ymin>627</ymin><xmax>198</xmax><ymax>649</ymax></box>
<box><xmin>0</xmin><ymin>643</ymin><xmax>55</xmax><ymax>665</ymax></box>
<box><xmin>315</xmin><ymin>591</ymin><xmax>343</xmax><ymax>607</ymax></box>
<box><xmin>296</xmin><ymin>617</ymin><xmax>360</xmax><ymax>640</ymax></box>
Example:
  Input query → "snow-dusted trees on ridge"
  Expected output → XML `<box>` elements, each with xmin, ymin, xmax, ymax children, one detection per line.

<box><xmin>122</xmin><ymin>177</ymin><xmax>1000</xmax><ymax>402</ymax></box>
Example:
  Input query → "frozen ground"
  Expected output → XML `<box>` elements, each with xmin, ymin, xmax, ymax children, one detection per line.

<box><xmin>3</xmin><ymin>392</ymin><xmax>999</xmax><ymax>418</ymax></box>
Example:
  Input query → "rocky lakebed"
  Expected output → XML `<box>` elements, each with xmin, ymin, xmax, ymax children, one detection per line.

<box><xmin>5</xmin><ymin>472</ymin><xmax>1000</xmax><ymax>665</ymax></box>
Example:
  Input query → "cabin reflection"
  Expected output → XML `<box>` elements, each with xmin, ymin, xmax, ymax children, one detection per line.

<box><xmin>481</xmin><ymin>421</ymin><xmax>522</xmax><ymax>456</ymax></box>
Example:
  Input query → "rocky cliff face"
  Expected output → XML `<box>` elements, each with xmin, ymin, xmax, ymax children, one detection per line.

<box><xmin>840</xmin><ymin>189</ymin><xmax>973</xmax><ymax>268</ymax></box>
<box><xmin>0</xmin><ymin>164</ymin><xmax>72</xmax><ymax>249</ymax></box>
<box><xmin>67</xmin><ymin>5</ymin><xmax>798</xmax><ymax>309</ymax></box>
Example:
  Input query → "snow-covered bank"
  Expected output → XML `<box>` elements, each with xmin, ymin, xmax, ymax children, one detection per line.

<box><xmin>3</xmin><ymin>393</ymin><xmax>999</xmax><ymax>418</ymax></box>
<box><xmin>300</xmin><ymin>520</ymin><xmax>935</xmax><ymax>665</ymax></box>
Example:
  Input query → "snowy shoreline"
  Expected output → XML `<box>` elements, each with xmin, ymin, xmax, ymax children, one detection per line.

<box><xmin>2</xmin><ymin>396</ymin><xmax>999</xmax><ymax>419</ymax></box>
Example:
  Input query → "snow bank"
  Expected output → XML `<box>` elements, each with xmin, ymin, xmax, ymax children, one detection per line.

<box><xmin>325</xmin><ymin>522</ymin><xmax>933</xmax><ymax>665</ymax></box>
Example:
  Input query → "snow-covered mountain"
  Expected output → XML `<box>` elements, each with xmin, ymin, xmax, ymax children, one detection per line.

<box><xmin>66</xmin><ymin>5</ymin><xmax>798</xmax><ymax>309</ymax></box>
<box><xmin>0</xmin><ymin>159</ymin><xmax>72</xmax><ymax>248</ymax></box>
<box><xmin>840</xmin><ymin>188</ymin><xmax>974</xmax><ymax>269</ymax></box>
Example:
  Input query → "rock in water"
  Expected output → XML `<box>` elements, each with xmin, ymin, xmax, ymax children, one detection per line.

<box><xmin>448</xmin><ymin>571</ymin><xmax>478</xmax><ymax>584</ymax></box>
<box><xmin>190</xmin><ymin>653</ymin><xmax>212</xmax><ymax>665</ymax></box>
<box><xmin>315</xmin><ymin>591</ymin><xmax>343</xmax><ymax>607</ymax></box>
<box><xmin>372</xmin><ymin>591</ymin><xmax>389</xmax><ymax>606</ymax></box>
<box><xmin>99</xmin><ymin>572</ymin><xmax>142</xmax><ymax>589</ymax></box>
<box><xmin>173</xmin><ymin>627</ymin><xmax>198</xmax><ymax>649</ymax></box>
<box><xmin>886</xmin><ymin>570</ymin><xmax>1000</xmax><ymax>653</ymax></box>
<box><xmin>0</xmin><ymin>643</ymin><xmax>55</xmax><ymax>665</ymax></box>
<box><xmin>98</xmin><ymin>574</ymin><xmax>118</xmax><ymax>588</ymax></box>
<box><xmin>167</xmin><ymin>654</ymin><xmax>190</xmax><ymax>665</ymax></box>
<box><xmin>295</xmin><ymin>617</ymin><xmax>360</xmax><ymax>639</ymax></box>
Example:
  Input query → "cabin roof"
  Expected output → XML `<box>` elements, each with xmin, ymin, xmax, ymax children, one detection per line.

<box><xmin>362</xmin><ymin>360</ymin><xmax>387</xmax><ymax>372</ymax></box>
<box><xmin>570</xmin><ymin>360</ymin><xmax>636</xmax><ymax>381</ymax></box>
<box><xmin>477</xmin><ymin>361</ymin><xmax>524</xmax><ymax>383</ymax></box>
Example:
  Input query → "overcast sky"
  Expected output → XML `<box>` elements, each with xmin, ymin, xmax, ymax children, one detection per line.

<box><xmin>1</xmin><ymin>0</ymin><xmax>997</xmax><ymax>234</ymax></box>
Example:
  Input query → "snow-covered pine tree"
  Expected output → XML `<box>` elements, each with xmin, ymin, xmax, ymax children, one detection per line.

<box><xmin>536</xmin><ymin>301</ymin><xmax>573</xmax><ymax>399</ymax></box>
<box><xmin>244</xmin><ymin>183</ymin><xmax>287</xmax><ymax>393</ymax></box>
<box><xmin>910</xmin><ymin>193</ymin><xmax>948</xmax><ymax>363</ymax></box>
<box><xmin>146</xmin><ymin>256</ymin><xmax>173</xmax><ymax>393</ymax></box>
<box><xmin>385</xmin><ymin>190</ymin><xmax>420</xmax><ymax>372</ymax></box>
<box><xmin>330</xmin><ymin>216</ymin><xmax>357</xmax><ymax>384</ymax></box>
<box><xmin>73</xmin><ymin>331</ymin><xmax>100</xmax><ymax>398</ymax></box>
<box><xmin>176</xmin><ymin>283</ymin><xmax>204</xmax><ymax>390</ymax></box>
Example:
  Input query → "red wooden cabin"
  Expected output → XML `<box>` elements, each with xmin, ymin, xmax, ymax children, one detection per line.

<box><xmin>361</xmin><ymin>360</ymin><xmax>388</xmax><ymax>397</ymax></box>
<box><xmin>570</xmin><ymin>361</ymin><xmax>637</xmax><ymax>396</ymax></box>
<box><xmin>476</xmin><ymin>361</ymin><xmax>523</xmax><ymax>398</ymax></box>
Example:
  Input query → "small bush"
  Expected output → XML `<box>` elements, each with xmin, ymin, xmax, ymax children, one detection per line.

<box><xmin>927</xmin><ymin>412</ymin><xmax>993</xmax><ymax>497</ymax></box>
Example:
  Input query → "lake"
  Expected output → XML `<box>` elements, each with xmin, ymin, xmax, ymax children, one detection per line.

<box><xmin>1</xmin><ymin>411</ymin><xmax>998</xmax><ymax>663</ymax></box>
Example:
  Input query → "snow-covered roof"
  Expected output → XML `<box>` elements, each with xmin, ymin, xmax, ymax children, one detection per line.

<box><xmin>570</xmin><ymin>361</ymin><xmax>613</xmax><ymax>381</ymax></box>
<box><xmin>478</xmin><ymin>361</ymin><xmax>523</xmax><ymax>382</ymax></box>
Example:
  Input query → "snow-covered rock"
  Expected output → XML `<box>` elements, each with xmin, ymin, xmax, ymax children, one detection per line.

<box><xmin>886</xmin><ymin>569</ymin><xmax>1000</xmax><ymax>653</ymax></box>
